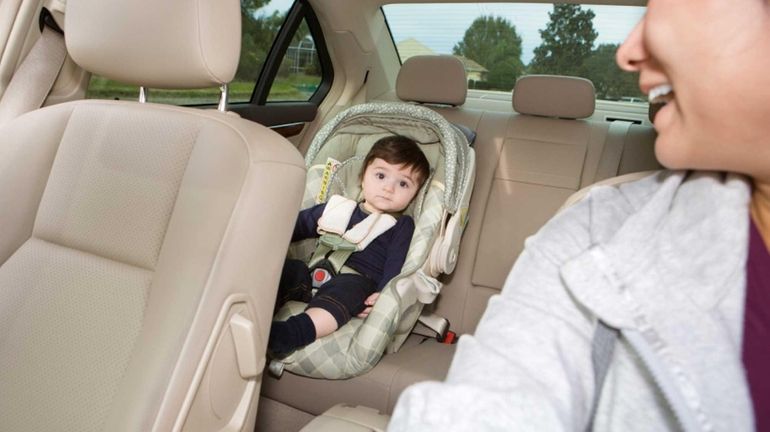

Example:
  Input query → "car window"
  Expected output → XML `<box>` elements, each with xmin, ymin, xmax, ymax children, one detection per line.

<box><xmin>266</xmin><ymin>18</ymin><xmax>322</xmax><ymax>102</ymax></box>
<box><xmin>86</xmin><ymin>0</ymin><xmax>295</xmax><ymax>105</ymax></box>
<box><xmin>383</xmin><ymin>3</ymin><xmax>646</xmax><ymax>103</ymax></box>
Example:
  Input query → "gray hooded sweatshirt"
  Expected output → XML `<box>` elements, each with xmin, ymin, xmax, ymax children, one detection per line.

<box><xmin>389</xmin><ymin>171</ymin><xmax>755</xmax><ymax>431</ymax></box>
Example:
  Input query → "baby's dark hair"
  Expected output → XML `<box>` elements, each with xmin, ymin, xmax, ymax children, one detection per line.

<box><xmin>360</xmin><ymin>135</ymin><xmax>430</xmax><ymax>186</ymax></box>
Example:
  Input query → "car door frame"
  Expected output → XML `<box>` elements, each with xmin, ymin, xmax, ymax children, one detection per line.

<box><xmin>229</xmin><ymin>0</ymin><xmax>334</xmax><ymax>138</ymax></box>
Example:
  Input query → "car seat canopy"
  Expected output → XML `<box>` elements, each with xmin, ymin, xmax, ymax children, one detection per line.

<box><xmin>305</xmin><ymin>102</ymin><xmax>472</xmax><ymax>214</ymax></box>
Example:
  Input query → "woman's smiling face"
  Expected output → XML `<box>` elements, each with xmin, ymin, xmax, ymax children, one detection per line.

<box><xmin>616</xmin><ymin>0</ymin><xmax>770</xmax><ymax>178</ymax></box>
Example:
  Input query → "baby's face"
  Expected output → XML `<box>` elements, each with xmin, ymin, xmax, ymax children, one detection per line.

<box><xmin>361</xmin><ymin>158</ymin><xmax>422</xmax><ymax>214</ymax></box>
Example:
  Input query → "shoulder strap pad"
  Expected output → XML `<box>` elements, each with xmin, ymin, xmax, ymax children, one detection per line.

<box><xmin>316</xmin><ymin>194</ymin><xmax>397</xmax><ymax>250</ymax></box>
<box><xmin>317</xmin><ymin>195</ymin><xmax>357</xmax><ymax>235</ymax></box>
<box><xmin>344</xmin><ymin>212</ymin><xmax>396</xmax><ymax>250</ymax></box>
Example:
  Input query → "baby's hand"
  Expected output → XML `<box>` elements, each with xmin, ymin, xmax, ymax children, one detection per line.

<box><xmin>357</xmin><ymin>292</ymin><xmax>380</xmax><ymax>318</ymax></box>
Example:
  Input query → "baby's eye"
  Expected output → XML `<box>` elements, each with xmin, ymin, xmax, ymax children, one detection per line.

<box><xmin>399</xmin><ymin>181</ymin><xmax>410</xmax><ymax>188</ymax></box>
<box><xmin>376</xmin><ymin>173</ymin><xmax>385</xmax><ymax>180</ymax></box>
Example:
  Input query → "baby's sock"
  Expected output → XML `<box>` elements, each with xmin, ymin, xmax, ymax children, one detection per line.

<box><xmin>268</xmin><ymin>313</ymin><xmax>317</xmax><ymax>355</ymax></box>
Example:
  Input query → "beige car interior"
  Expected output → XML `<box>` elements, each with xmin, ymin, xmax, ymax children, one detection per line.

<box><xmin>0</xmin><ymin>0</ymin><xmax>88</xmax><ymax>118</ymax></box>
<box><xmin>0</xmin><ymin>0</ymin><xmax>306</xmax><ymax>430</ymax></box>
<box><xmin>0</xmin><ymin>0</ymin><xmax>657</xmax><ymax>431</ymax></box>
<box><xmin>259</xmin><ymin>55</ymin><xmax>661</xmax><ymax>430</ymax></box>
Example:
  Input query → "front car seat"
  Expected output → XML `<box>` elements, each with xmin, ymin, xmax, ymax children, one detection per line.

<box><xmin>0</xmin><ymin>0</ymin><xmax>306</xmax><ymax>430</ymax></box>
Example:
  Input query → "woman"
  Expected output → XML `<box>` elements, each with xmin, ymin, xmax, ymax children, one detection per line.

<box><xmin>389</xmin><ymin>1</ymin><xmax>769</xmax><ymax>430</ymax></box>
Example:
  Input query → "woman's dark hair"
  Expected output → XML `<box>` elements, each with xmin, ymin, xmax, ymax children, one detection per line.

<box><xmin>360</xmin><ymin>135</ymin><xmax>430</xmax><ymax>186</ymax></box>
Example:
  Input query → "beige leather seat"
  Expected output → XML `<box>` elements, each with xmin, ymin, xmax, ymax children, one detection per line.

<box><xmin>469</xmin><ymin>75</ymin><xmax>599</xmax><ymax>291</ymax></box>
<box><xmin>0</xmin><ymin>0</ymin><xmax>305</xmax><ymax>430</ymax></box>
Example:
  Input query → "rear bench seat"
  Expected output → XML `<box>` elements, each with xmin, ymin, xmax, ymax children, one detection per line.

<box><xmin>257</xmin><ymin>58</ymin><xmax>661</xmax><ymax>428</ymax></box>
<box><xmin>432</xmin><ymin>75</ymin><xmax>662</xmax><ymax>335</ymax></box>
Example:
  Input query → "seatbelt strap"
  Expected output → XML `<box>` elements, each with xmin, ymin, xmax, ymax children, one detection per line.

<box><xmin>585</xmin><ymin>320</ymin><xmax>619</xmax><ymax>432</ymax></box>
<box><xmin>594</xmin><ymin>121</ymin><xmax>633</xmax><ymax>183</ymax></box>
<box><xmin>0</xmin><ymin>24</ymin><xmax>66</xmax><ymax>125</ymax></box>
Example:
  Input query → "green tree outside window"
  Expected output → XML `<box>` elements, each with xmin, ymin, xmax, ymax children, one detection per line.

<box><xmin>453</xmin><ymin>16</ymin><xmax>525</xmax><ymax>92</ymax></box>
<box><xmin>529</xmin><ymin>4</ymin><xmax>597</xmax><ymax>77</ymax></box>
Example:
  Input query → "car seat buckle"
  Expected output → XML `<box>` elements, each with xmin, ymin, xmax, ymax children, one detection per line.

<box><xmin>311</xmin><ymin>267</ymin><xmax>333</xmax><ymax>288</ymax></box>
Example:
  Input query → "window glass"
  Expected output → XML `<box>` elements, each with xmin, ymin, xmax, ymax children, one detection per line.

<box><xmin>383</xmin><ymin>3</ymin><xmax>646</xmax><ymax>102</ymax></box>
<box><xmin>266</xmin><ymin>19</ymin><xmax>322</xmax><ymax>102</ymax></box>
<box><xmin>85</xmin><ymin>0</ymin><xmax>293</xmax><ymax>105</ymax></box>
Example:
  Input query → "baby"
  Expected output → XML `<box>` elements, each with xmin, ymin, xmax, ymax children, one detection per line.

<box><xmin>269</xmin><ymin>135</ymin><xmax>430</xmax><ymax>355</ymax></box>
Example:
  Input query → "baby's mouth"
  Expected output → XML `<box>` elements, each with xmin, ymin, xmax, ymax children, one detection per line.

<box><xmin>648</xmin><ymin>84</ymin><xmax>674</xmax><ymax>123</ymax></box>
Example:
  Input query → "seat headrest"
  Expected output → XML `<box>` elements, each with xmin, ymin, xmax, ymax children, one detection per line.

<box><xmin>66</xmin><ymin>0</ymin><xmax>241</xmax><ymax>89</ymax></box>
<box><xmin>396</xmin><ymin>55</ymin><xmax>467</xmax><ymax>106</ymax></box>
<box><xmin>512</xmin><ymin>75</ymin><xmax>595</xmax><ymax>119</ymax></box>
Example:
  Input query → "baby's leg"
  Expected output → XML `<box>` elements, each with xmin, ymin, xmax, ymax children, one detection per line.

<box><xmin>305</xmin><ymin>308</ymin><xmax>338</xmax><ymax>338</ymax></box>
<box><xmin>306</xmin><ymin>274</ymin><xmax>377</xmax><ymax>337</ymax></box>
<box><xmin>268</xmin><ymin>274</ymin><xmax>376</xmax><ymax>355</ymax></box>
<box><xmin>274</xmin><ymin>259</ymin><xmax>312</xmax><ymax>312</ymax></box>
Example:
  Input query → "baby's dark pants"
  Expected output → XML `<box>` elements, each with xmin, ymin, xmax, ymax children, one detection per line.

<box><xmin>276</xmin><ymin>259</ymin><xmax>377</xmax><ymax>327</ymax></box>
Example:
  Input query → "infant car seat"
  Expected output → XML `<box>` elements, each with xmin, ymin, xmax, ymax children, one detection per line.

<box><xmin>270</xmin><ymin>102</ymin><xmax>475</xmax><ymax>379</ymax></box>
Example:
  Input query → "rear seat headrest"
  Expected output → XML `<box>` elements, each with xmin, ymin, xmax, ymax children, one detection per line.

<box><xmin>396</xmin><ymin>55</ymin><xmax>467</xmax><ymax>106</ymax></box>
<box><xmin>66</xmin><ymin>0</ymin><xmax>241</xmax><ymax>89</ymax></box>
<box><xmin>513</xmin><ymin>75</ymin><xmax>595</xmax><ymax>119</ymax></box>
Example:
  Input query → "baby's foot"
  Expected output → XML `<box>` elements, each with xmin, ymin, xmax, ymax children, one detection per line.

<box><xmin>267</xmin><ymin>313</ymin><xmax>317</xmax><ymax>356</ymax></box>
<box><xmin>267</xmin><ymin>321</ymin><xmax>297</xmax><ymax>356</ymax></box>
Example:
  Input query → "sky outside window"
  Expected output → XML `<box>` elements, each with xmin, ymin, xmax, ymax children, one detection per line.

<box><xmin>383</xmin><ymin>3</ymin><xmax>644</xmax><ymax>64</ymax></box>
<box><xmin>261</xmin><ymin>1</ymin><xmax>644</xmax><ymax>66</ymax></box>
<box><xmin>384</xmin><ymin>3</ymin><xmax>646</xmax><ymax>100</ymax></box>
<box><xmin>260</xmin><ymin>1</ymin><xmax>647</xmax><ymax>100</ymax></box>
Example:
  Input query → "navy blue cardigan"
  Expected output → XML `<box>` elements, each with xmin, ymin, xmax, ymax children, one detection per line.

<box><xmin>293</xmin><ymin>202</ymin><xmax>415</xmax><ymax>291</ymax></box>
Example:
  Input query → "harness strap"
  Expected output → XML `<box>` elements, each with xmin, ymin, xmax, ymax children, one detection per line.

<box><xmin>327</xmin><ymin>249</ymin><xmax>355</xmax><ymax>274</ymax></box>
<box><xmin>311</xmin><ymin>195</ymin><xmax>397</xmax><ymax>274</ymax></box>
<box><xmin>343</xmin><ymin>212</ymin><xmax>396</xmax><ymax>248</ymax></box>
<box><xmin>308</xmin><ymin>234</ymin><xmax>357</xmax><ymax>273</ymax></box>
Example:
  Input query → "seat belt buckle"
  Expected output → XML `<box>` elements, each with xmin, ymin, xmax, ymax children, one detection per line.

<box><xmin>437</xmin><ymin>329</ymin><xmax>457</xmax><ymax>344</ymax></box>
<box><xmin>311</xmin><ymin>267</ymin><xmax>333</xmax><ymax>288</ymax></box>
